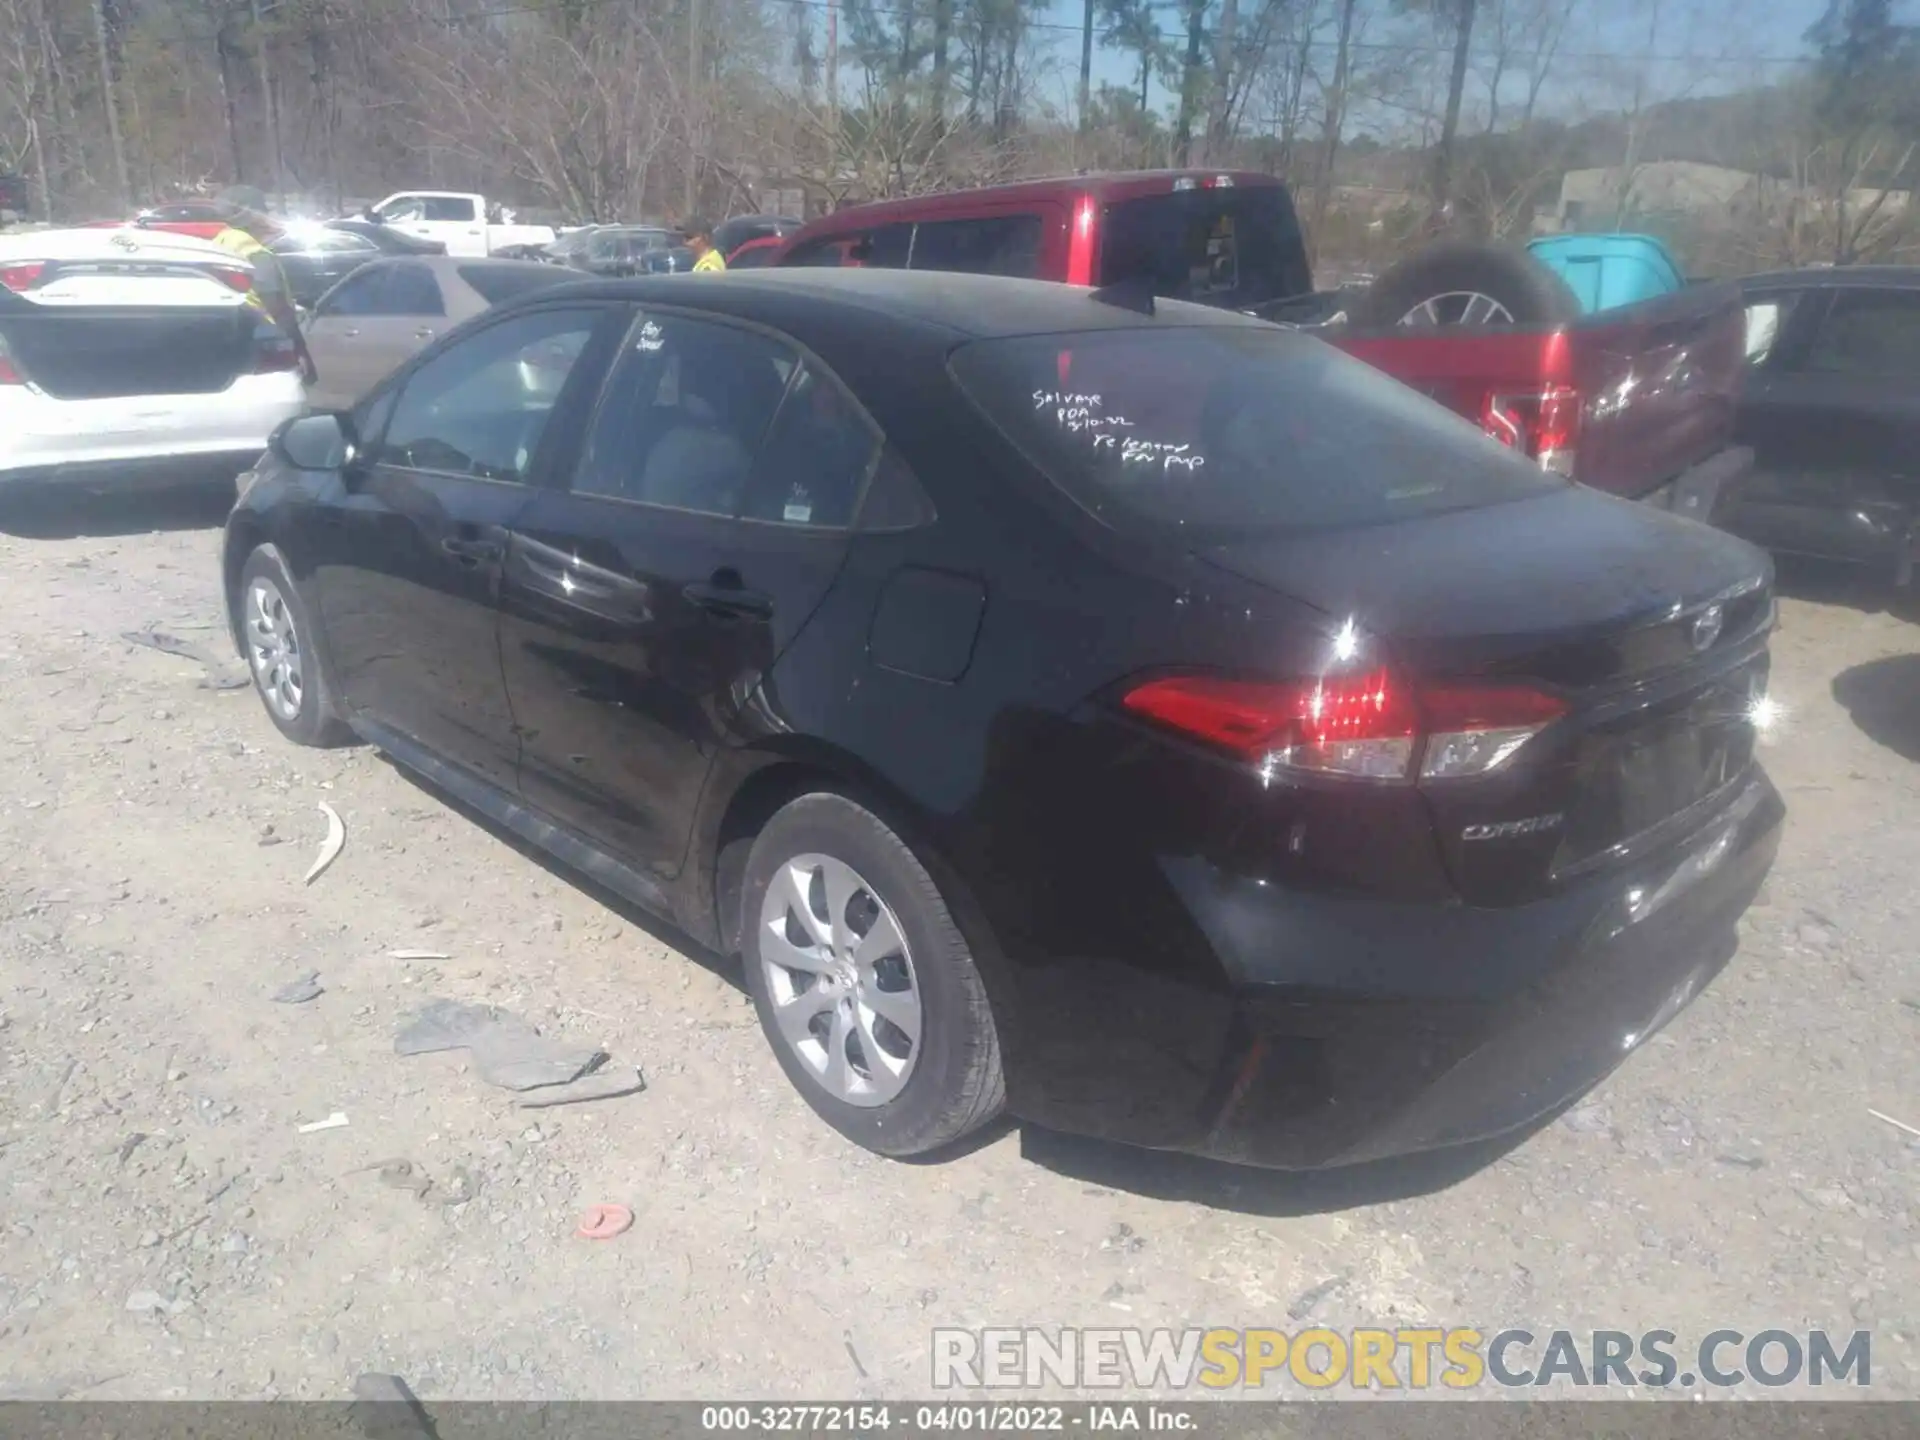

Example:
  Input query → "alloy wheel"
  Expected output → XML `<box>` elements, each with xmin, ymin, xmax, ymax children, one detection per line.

<box><xmin>244</xmin><ymin>575</ymin><xmax>305</xmax><ymax>722</ymax></box>
<box><xmin>1398</xmin><ymin>290</ymin><xmax>1515</xmax><ymax>327</ymax></box>
<box><xmin>757</xmin><ymin>853</ymin><xmax>922</xmax><ymax>1107</ymax></box>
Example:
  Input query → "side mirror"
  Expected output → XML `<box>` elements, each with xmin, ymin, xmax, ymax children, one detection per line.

<box><xmin>271</xmin><ymin>412</ymin><xmax>356</xmax><ymax>472</ymax></box>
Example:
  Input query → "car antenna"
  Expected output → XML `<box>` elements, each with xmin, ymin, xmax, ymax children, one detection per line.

<box><xmin>1088</xmin><ymin>276</ymin><xmax>1155</xmax><ymax>315</ymax></box>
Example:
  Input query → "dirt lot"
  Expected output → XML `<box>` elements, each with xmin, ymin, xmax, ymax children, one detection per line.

<box><xmin>1</xmin><ymin>484</ymin><xmax>1918</xmax><ymax>1403</ymax></box>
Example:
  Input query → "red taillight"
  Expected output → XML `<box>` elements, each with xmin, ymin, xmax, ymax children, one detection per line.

<box><xmin>211</xmin><ymin>265</ymin><xmax>255</xmax><ymax>294</ymax></box>
<box><xmin>0</xmin><ymin>335</ymin><xmax>24</xmax><ymax>386</ymax></box>
<box><xmin>1481</xmin><ymin>383</ymin><xmax>1580</xmax><ymax>477</ymax></box>
<box><xmin>1066</xmin><ymin>197</ymin><xmax>1096</xmax><ymax>287</ymax></box>
<box><xmin>253</xmin><ymin>329</ymin><xmax>299</xmax><ymax>374</ymax></box>
<box><xmin>1122</xmin><ymin>672</ymin><xmax>1567</xmax><ymax>782</ymax></box>
<box><xmin>1</xmin><ymin>260</ymin><xmax>46</xmax><ymax>293</ymax></box>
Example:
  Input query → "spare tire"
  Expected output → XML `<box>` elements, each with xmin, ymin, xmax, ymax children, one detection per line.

<box><xmin>1347</xmin><ymin>238</ymin><xmax>1581</xmax><ymax>329</ymax></box>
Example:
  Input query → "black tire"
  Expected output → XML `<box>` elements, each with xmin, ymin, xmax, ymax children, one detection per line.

<box><xmin>739</xmin><ymin>792</ymin><xmax>1005</xmax><ymax>1157</ymax></box>
<box><xmin>1347</xmin><ymin>238</ymin><xmax>1581</xmax><ymax>330</ymax></box>
<box><xmin>237</xmin><ymin>543</ymin><xmax>352</xmax><ymax>748</ymax></box>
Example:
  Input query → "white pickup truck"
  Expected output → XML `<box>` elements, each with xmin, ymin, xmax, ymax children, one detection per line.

<box><xmin>361</xmin><ymin>192</ymin><xmax>557</xmax><ymax>259</ymax></box>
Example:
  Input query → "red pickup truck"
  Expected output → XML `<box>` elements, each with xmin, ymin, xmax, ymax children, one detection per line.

<box><xmin>773</xmin><ymin>170</ymin><xmax>1752</xmax><ymax>521</ymax></box>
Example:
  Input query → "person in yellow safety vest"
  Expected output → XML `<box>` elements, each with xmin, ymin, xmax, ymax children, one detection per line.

<box><xmin>684</xmin><ymin>218</ymin><xmax>726</xmax><ymax>273</ymax></box>
<box><xmin>211</xmin><ymin>209</ymin><xmax>318</xmax><ymax>385</ymax></box>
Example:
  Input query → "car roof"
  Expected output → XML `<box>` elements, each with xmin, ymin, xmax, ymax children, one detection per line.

<box><xmin>786</xmin><ymin>170</ymin><xmax>1284</xmax><ymax>239</ymax></box>
<box><xmin>1741</xmin><ymin>265</ymin><xmax>1920</xmax><ymax>292</ymax></box>
<box><xmin>518</xmin><ymin>267</ymin><xmax>1275</xmax><ymax>343</ymax></box>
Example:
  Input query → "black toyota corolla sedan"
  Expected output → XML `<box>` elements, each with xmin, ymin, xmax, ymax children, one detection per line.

<box><xmin>222</xmin><ymin>269</ymin><xmax>1784</xmax><ymax>1169</ymax></box>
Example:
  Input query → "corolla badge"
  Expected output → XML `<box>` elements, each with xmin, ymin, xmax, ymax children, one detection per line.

<box><xmin>1689</xmin><ymin>603</ymin><xmax>1724</xmax><ymax>652</ymax></box>
<box><xmin>110</xmin><ymin>231</ymin><xmax>140</xmax><ymax>252</ymax></box>
<box><xmin>1461</xmin><ymin>813</ymin><xmax>1564</xmax><ymax>842</ymax></box>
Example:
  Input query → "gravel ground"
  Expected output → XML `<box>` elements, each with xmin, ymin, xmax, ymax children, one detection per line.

<box><xmin>0</xmin><ymin>484</ymin><xmax>1917</xmax><ymax>1403</ymax></box>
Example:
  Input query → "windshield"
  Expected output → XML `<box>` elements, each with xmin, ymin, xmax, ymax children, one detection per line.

<box><xmin>949</xmin><ymin>325</ymin><xmax>1564</xmax><ymax>542</ymax></box>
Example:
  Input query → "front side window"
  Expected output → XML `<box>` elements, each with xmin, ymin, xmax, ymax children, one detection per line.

<box><xmin>1804</xmin><ymin>289</ymin><xmax>1920</xmax><ymax>378</ymax></box>
<box><xmin>950</xmin><ymin>324</ymin><xmax>1561</xmax><ymax>543</ymax></box>
<box><xmin>422</xmin><ymin>196</ymin><xmax>479</xmax><ymax>223</ymax></box>
<box><xmin>571</xmin><ymin>314</ymin><xmax>795</xmax><ymax>514</ymax></box>
<box><xmin>374</xmin><ymin>308</ymin><xmax>599</xmax><ymax>482</ymax></box>
<box><xmin>784</xmin><ymin>224</ymin><xmax>912</xmax><ymax>269</ymax></box>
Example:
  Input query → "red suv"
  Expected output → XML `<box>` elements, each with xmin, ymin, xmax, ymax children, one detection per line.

<box><xmin>779</xmin><ymin>170</ymin><xmax>1313</xmax><ymax>315</ymax></box>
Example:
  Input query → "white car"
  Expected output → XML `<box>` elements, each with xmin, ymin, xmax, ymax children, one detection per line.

<box><xmin>0</xmin><ymin>226</ymin><xmax>307</xmax><ymax>492</ymax></box>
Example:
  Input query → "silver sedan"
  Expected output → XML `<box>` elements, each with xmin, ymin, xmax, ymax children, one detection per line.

<box><xmin>300</xmin><ymin>255</ymin><xmax>578</xmax><ymax>410</ymax></box>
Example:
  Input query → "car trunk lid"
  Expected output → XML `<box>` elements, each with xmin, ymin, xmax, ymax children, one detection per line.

<box><xmin>0</xmin><ymin>229</ymin><xmax>261</xmax><ymax>400</ymax></box>
<box><xmin>1201</xmin><ymin>485</ymin><xmax>1774</xmax><ymax>905</ymax></box>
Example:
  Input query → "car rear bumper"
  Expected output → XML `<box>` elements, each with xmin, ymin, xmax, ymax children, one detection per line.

<box><xmin>1005</xmin><ymin>768</ymin><xmax>1781</xmax><ymax>1170</ymax></box>
<box><xmin>0</xmin><ymin>374</ymin><xmax>304</xmax><ymax>484</ymax></box>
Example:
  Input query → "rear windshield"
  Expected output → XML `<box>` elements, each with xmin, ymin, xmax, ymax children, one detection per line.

<box><xmin>458</xmin><ymin>263</ymin><xmax>573</xmax><ymax>305</ymax></box>
<box><xmin>948</xmin><ymin>326</ymin><xmax>1562</xmax><ymax>541</ymax></box>
<box><xmin>1098</xmin><ymin>187</ymin><xmax>1312</xmax><ymax>310</ymax></box>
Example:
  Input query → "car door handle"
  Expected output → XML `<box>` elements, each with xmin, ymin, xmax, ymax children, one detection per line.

<box><xmin>414</xmin><ymin>328</ymin><xmax>436</xmax><ymax>340</ymax></box>
<box><xmin>342</xmin><ymin>327</ymin><xmax>360</xmax><ymax>338</ymax></box>
<box><xmin>442</xmin><ymin>537</ymin><xmax>503</xmax><ymax>565</ymax></box>
<box><xmin>683</xmin><ymin>581</ymin><xmax>772</xmax><ymax>619</ymax></box>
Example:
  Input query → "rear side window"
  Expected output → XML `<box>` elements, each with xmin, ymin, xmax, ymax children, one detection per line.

<box><xmin>738</xmin><ymin>362</ymin><xmax>880</xmax><ymax>529</ymax></box>
<box><xmin>458</xmin><ymin>263</ymin><xmax>570</xmax><ymax>306</ymax></box>
<box><xmin>949</xmin><ymin>326</ymin><xmax>1559</xmax><ymax>542</ymax></box>
<box><xmin>422</xmin><ymin>195</ymin><xmax>478</xmax><ymax>223</ymax></box>
<box><xmin>1099</xmin><ymin>187</ymin><xmax>1311</xmax><ymax>309</ymax></box>
<box><xmin>1742</xmin><ymin>293</ymin><xmax>1798</xmax><ymax>367</ymax></box>
<box><xmin>1804</xmin><ymin>289</ymin><xmax>1920</xmax><ymax>378</ymax></box>
<box><xmin>571</xmin><ymin>314</ymin><xmax>795</xmax><ymax>514</ymax></box>
<box><xmin>909</xmin><ymin>214</ymin><xmax>1042</xmax><ymax>279</ymax></box>
<box><xmin>384</xmin><ymin>263</ymin><xmax>446</xmax><ymax>316</ymax></box>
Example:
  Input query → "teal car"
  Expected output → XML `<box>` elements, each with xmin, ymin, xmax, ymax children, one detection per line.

<box><xmin>1527</xmin><ymin>233</ymin><xmax>1686</xmax><ymax>315</ymax></box>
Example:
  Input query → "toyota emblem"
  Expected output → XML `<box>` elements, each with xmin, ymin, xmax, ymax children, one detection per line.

<box><xmin>1689</xmin><ymin>603</ymin><xmax>1724</xmax><ymax>652</ymax></box>
<box><xmin>110</xmin><ymin>231</ymin><xmax>140</xmax><ymax>252</ymax></box>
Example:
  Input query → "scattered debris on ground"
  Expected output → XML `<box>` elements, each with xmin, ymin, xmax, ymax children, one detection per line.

<box><xmin>270</xmin><ymin>971</ymin><xmax>323</xmax><ymax>1004</ymax></box>
<box><xmin>575</xmin><ymin>1204</ymin><xmax>634</xmax><ymax>1241</ymax></box>
<box><xmin>394</xmin><ymin>997</ymin><xmax>643</xmax><ymax>1107</ymax></box>
<box><xmin>121</xmin><ymin>628</ymin><xmax>249</xmax><ymax>691</ymax></box>
<box><xmin>304</xmin><ymin>802</ymin><xmax>345</xmax><ymax>885</ymax></box>
<box><xmin>296</xmin><ymin>1112</ymin><xmax>349</xmax><ymax>1134</ymax></box>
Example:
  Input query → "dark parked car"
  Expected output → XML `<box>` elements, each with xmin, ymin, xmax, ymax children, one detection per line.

<box><xmin>641</xmin><ymin>245</ymin><xmax>698</xmax><ymax>274</ymax></box>
<box><xmin>1722</xmin><ymin>266</ymin><xmax>1920</xmax><ymax>584</ymax></box>
<box><xmin>325</xmin><ymin>218</ymin><xmax>447</xmax><ymax>256</ymax></box>
<box><xmin>712</xmin><ymin>214</ymin><xmax>802</xmax><ymax>257</ymax></box>
<box><xmin>565</xmin><ymin>226</ymin><xmax>676</xmax><ymax>277</ymax></box>
<box><xmin>222</xmin><ymin>270</ymin><xmax>1782</xmax><ymax>1168</ymax></box>
<box><xmin>269</xmin><ymin>228</ymin><xmax>387</xmax><ymax>308</ymax></box>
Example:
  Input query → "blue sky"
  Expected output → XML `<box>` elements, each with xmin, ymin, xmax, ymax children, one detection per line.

<box><xmin>1023</xmin><ymin>0</ymin><xmax>1836</xmax><ymax>126</ymax></box>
